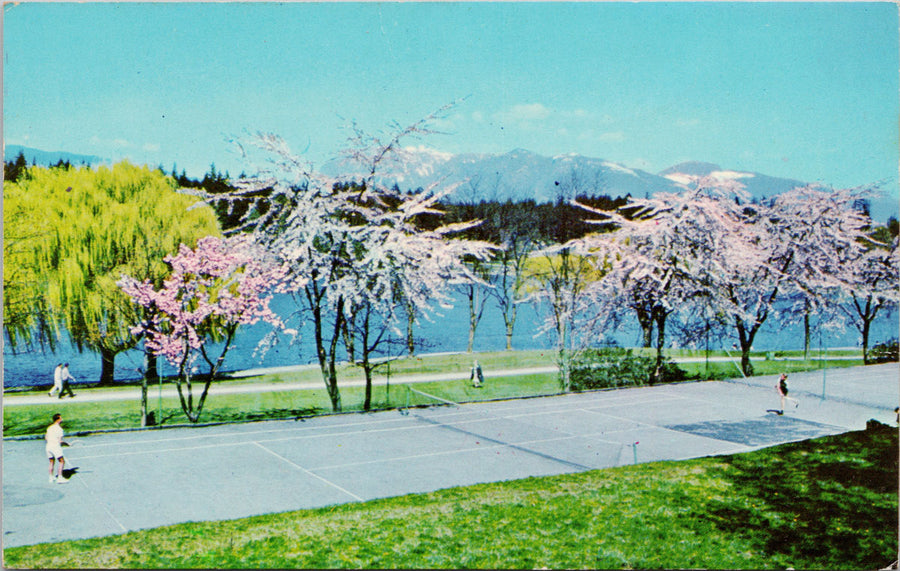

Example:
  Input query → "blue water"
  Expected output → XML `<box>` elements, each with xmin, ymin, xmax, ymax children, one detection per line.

<box><xmin>3</xmin><ymin>292</ymin><xmax>896</xmax><ymax>389</ymax></box>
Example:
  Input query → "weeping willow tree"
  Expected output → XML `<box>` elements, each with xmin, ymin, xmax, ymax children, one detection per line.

<box><xmin>3</xmin><ymin>161</ymin><xmax>221</xmax><ymax>385</ymax></box>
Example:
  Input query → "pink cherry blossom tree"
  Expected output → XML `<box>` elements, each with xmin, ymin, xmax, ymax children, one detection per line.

<box><xmin>118</xmin><ymin>235</ymin><xmax>287</xmax><ymax>423</ymax></box>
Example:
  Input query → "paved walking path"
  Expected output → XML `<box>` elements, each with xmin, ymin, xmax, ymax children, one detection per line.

<box><xmin>2</xmin><ymin>363</ymin><xmax>897</xmax><ymax>549</ymax></box>
<box><xmin>2</xmin><ymin>353</ymin><xmax>861</xmax><ymax>407</ymax></box>
<box><xmin>2</xmin><ymin>366</ymin><xmax>559</xmax><ymax>406</ymax></box>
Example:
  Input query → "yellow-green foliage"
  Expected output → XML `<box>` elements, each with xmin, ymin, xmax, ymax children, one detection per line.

<box><xmin>3</xmin><ymin>161</ymin><xmax>221</xmax><ymax>353</ymax></box>
<box><xmin>519</xmin><ymin>250</ymin><xmax>606</xmax><ymax>295</ymax></box>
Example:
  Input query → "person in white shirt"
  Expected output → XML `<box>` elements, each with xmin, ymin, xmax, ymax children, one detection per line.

<box><xmin>59</xmin><ymin>363</ymin><xmax>76</xmax><ymax>398</ymax></box>
<box><xmin>45</xmin><ymin>413</ymin><xmax>69</xmax><ymax>484</ymax></box>
<box><xmin>49</xmin><ymin>363</ymin><xmax>63</xmax><ymax>398</ymax></box>
<box><xmin>469</xmin><ymin>361</ymin><xmax>484</xmax><ymax>388</ymax></box>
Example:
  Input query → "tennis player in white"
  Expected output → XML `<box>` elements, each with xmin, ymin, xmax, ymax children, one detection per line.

<box><xmin>45</xmin><ymin>413</ymin><xmax>69</xmax><ymax>484</ymax></box>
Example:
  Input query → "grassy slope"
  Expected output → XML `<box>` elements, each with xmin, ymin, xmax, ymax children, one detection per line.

<box><xmin>3</xmin><ymin>422</ymin><xmax>896</xmax><ymax>569</ymax></box>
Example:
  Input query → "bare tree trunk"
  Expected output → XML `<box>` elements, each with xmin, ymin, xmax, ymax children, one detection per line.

<box><xmin>467</xmin><ymin>286</ymin><xmax>477</xmax><ymax>353</ymax></box>
<box><xmin>558</xmin><ymin>319</ymin><xmax>570</xmax><ymax>392</ymax></box>
<box><xmin>635</xmin><ymin>306</ymin><xmax>654</xmax><ymax>348</ymax></box>
<box><xmin>651</xmin><ymin>309</ymin><xmax>667</xmax><ymax>385</ymax></box>
<box><xmin>140</xmin><ymin>351</ymin><xmax>159</xmax><ymax>427</ymax></box>
<box><xmin>406</xmin><ymin>298</ymin><xmax>416</xmax><ymax>357</ymax></box>
<box><xmin>98</xmin><ymin>346</ymin><xmax>117</xmax><ymax>386</ymax></box>
<box><xmin>803</xmin><ymin>309</ymin><xmax>811</xmax><ymax>360</ymax></box>
<box><xmin>735</xmin><ymin>319</ymin><xmax>760</xmax><ymax>378</ymax></box>
<box><xmin>342</xmin><ymin>313</ymin><xmax>356</xmax><ymax>364</ymax></box>
<box><xmin>861</xmin><ymin>315</ymin><xmax>872</xmax><ymax>365</ymax></box>
<box><xmin>140</xmin><ymin>372</ymin><xmax>148</xmax><ymax>427</ymax></box>
<box><xmin>363</xmin><ymin>363</ymin><xmax>374</xmax><ymax>412</ymax></box>
<box><xmin>504</xmin><ymin>302</ymin><xmax>517</xmax><ymax>351</ymax></box>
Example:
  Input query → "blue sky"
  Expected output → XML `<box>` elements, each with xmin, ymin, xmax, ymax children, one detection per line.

<box><xmin>4</xmin><ymin>2</ymin><xmax>898</xmax><ymax>190</ymax></box>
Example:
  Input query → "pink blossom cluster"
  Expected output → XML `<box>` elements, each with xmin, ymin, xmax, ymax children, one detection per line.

<box><xmin>118</xmin><ymin>235</ymin><xmax>286</xmax><ymax>365</ymax></box>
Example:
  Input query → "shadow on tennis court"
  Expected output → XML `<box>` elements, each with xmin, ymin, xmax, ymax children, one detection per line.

<box><xmin>3</xmin><ymin>363</ymin><xmax>897</xmax><ymax>549</ymax></box>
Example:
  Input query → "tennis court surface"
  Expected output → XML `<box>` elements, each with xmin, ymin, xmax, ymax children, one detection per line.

<box><xmin>3</xmin><ymin>363</ymin><xmax>897</xmax><ymax>548</ymax></box>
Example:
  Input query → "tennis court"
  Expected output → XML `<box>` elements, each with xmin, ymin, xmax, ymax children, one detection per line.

<box><xmin>3</xmin><ymin>363</ymin><xmax>897</xmax><ymax>548</ymax></box>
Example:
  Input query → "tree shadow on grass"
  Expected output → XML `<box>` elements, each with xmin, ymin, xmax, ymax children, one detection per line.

<box><xmin>205</xmin><ymin>407</ymin><xmax>322</xmax><ymax>424</ymax></box>
<box><xmin>704</xmin><ymin>420</ymin><xmax>899</xmax><ymax>569</ymax></box>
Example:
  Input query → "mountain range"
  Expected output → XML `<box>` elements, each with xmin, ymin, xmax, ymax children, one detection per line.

<box><xmin>4</xmin><ymin>145</ymin><xmax>104</xmax><ymax>168</ymax></box>
<box><xmin>6</xmin><ymin>144</ymin><xmax>896</xmax><ymax>221</ymax></box>
<box><xmin>326</xmin><ymin>147</ymin><xmax>896</xmax><ymax>221</ymax></box>
<box><xmin>337</xmin><ymin>147</ymin><xmax>808</xmax><ymax>204</ymax></box>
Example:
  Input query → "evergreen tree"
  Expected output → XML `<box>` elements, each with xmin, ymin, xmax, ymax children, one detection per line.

<box><xmin>4</xmin><ymin>150</ymin><xmax>28</xmax><ymax>182</ymax></box>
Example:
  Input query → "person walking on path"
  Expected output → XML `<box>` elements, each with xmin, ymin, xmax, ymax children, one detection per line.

<box><xmin>470</xmin><ymin>361</ymin><xmax>485</xmax><ymax>388</ymax></box>
<box><xmin>776</xmin><ymin>372</ymin><xmax>799</xmax><ymax>415</ymax></box>
<box><xmin>59</xmin><ymin>363</ymin><xmax>76</xmax><ymax>398</ymax></box>
<box><xmin>48</xmin><ymin>363</ymin><xmax>63</xmax><ymax>398</ymax></box>
<box><xmin>45</xmin><ymin>413</ymin><xmax>69</xmax><ymax>484</ymax></box>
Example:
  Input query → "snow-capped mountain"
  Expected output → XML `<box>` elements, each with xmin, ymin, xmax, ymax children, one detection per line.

<box><xmin>324</xmin><ymin>148</ymin><xmax>895</xmax><ymax>221</ymax></box>
<box><xmin>324</xmin><ymin>147</ymin><xmax>685</xmax><ymax>203</ymax></box>
<box><xmin>659</xmin><ymin>161</ymin><xmax>806</xmax><ymax>202</ymax></box>
<box><xmin>9</xmin><ymin>144</ymin><xmax>895</xmax><ymax>220</ymax></box>
<box><xmin>660</xmin><ymin>161</ymin><xmax>897</xmax><ymax>220</ymax></box>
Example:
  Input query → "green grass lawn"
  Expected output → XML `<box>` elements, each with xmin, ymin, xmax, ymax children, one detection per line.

<box><xmin>3</xmin><ymin>349</ymin><xmax>866</xmax><ymax>438</ymax></box>
<box><xmin>1</xmin><ymin>372</ymin><xmax>562</xmax><ymax>438</ymax></box>
<box><xmin>4</xmin><ymin>421</ymin><xmax>896</xmax><ymax>569</ymax></box>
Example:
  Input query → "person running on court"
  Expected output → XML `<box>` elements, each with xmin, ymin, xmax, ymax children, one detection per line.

<box><xmin>776</xmin><ymin>372</ymin><xmax>799</xmax><ymax>414</ymax></box>
<box><xmin>58</xmin><ymin>363</ymin><xmax>76</xmax><ymax>398</ymax></box>
<box><xmin>45</xmin><ymin>413</ymin><xmax>69</xmax><ymax>484</ymax></box>
<box><xmin>49</xmin><ymin>363</ymin><xmax>63</xmax><ymax>398</ymax></box>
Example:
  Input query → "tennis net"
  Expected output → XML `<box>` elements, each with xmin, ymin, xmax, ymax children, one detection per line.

<box><xmin>400</xmin><ymin>386</ymin><xmax>462</xmax><ymax>415</ymax></box>
<box><xmin>399</xmin><ymin>384</ymin><xmax>593</xmax><ymax>472</ymax></box>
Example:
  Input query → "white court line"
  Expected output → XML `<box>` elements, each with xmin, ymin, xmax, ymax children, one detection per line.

<box><xmin>72</xmin><ymin>440</ymin><xmax>254</xmax><ymax>460</ymax></box>
<box><xmin>66</xmin><ymin>397</ymin><xmax>648</xmax><ymax>450</ymax></box>
<box><xmin>501</xmin><ymin>396</ymin><xmax>681</xmax><ymax>420</ymax></box>
<box><xmin>583</xmin><ymin>409</ymin><xmax>671</xmax><ymax>431</ymax></box>
<box><xmin>313</xmin><ymin>439</ymin><xmax>511</xmax><ymax>470</ymax></box>
<box><xmin>52</xmin><ymin>388</ymin><xmax>686</xmax><ymax>452</ymax></box>
<box><xmin>251</xmin><ymin>441</ymin><xmax>363</xmax><ymax>501</ymax></box>
<box><xmin>69</xmin><ymin>415</ymin><xmax>415</xmax><ymax>449</ymax></box>
<box><xmin>47</xmin><ymin>389</ymin><xmax>699</xmax><ymax>459</ymax></box>
<box><xmin>312</xmin><ymin>430</ymin><xmax>636</xmax><ymax>472</ymax></box>
<box><xmin>72</xmin><ymin>420</ymin><xmax>626</xmax><ymax>469</ymax></box>
<box><xmin>69</xmin><ymin>421</ymin><xmax>453</xmax><ymax>460</ymax></box>
<box><xmin>409</xmin><ymin>395</ymin><xmax>682</xmax><ymax>430</ymax></box>
<box><xmin>66</xmin><ymin>402</ymin><xmax>755</xmax><ymax>474</ymax></box>
<box><xmin>77</xmin><ymin>475</ymin><xmax>127</xmax><ymax>533</ymax></box>
<box><xmin>404</xmin><ymin>393</ymin><xmax>682</xmax><ymax>424</ymax></box>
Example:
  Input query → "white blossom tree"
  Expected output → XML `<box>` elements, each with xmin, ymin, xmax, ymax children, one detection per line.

<box><xmin>576</xmin><ymin>177</ymin><xmax>754</xmax><ymax>383</ymax></box>
<box><xmin>341</xmin><ymin>186</ymin><xmax>493</xmax><ymax>409</ymax></box>
<box><xmin>836</xmin><ymin>235</ymin><xmax>899</xmax><ymax>363</ymax></box>
<box><xmin>717</xmin><ymin>184</ymin><xmax>876</xmax><ymax>375</ymax></box>
<box><xmin>195</xmin><ymin>105</ymin><xmax>491</xmax><ymax>412</ymax></box>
